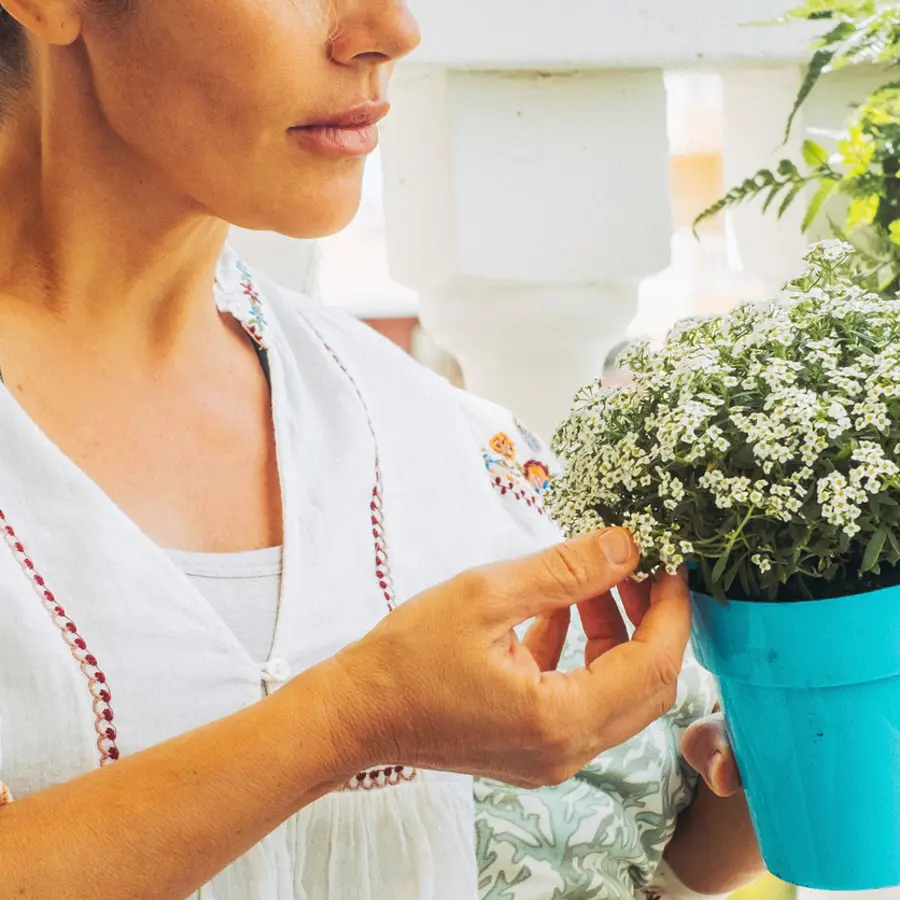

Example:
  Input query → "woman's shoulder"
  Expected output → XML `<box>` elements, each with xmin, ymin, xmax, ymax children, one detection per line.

<box><xmin>252</xmin><ymin>261</ymin><xmax>561</xmax><ymax>541</ymax></box>
<box><xmin>452</xmin><ymin>389</ymin><xmax>563</xmax><ymax>547</ymax></box>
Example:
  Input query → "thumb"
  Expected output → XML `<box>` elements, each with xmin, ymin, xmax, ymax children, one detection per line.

<box><xmin>682</xmin><ymin>713</ymin><xmax>742</xmax><ymax>798</ymax></box>
<box><xmin>476</xmin><ymin>529</ymin><xmax>639</xmax><ymax>628</ymax></box>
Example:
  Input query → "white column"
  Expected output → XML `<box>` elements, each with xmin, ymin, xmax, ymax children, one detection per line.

<box><xmin>379</xmin><ymin>68</ymin><xmax>672</xmax><ymax>440</ymax></box>
<box><xmin>721</xmin><ymin>65</ymin><xmax>892</xmax><ymax>296</ymax></box>
<box><xmin>720</xmin><ymin>67</ymin><xmax>812</xmax><ymax>297</ymax></box>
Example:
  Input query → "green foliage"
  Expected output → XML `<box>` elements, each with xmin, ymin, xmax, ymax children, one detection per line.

<box><xmin>696</xmin><ymin>1</ymin><xmax>900</xmax><ymax>294</ymax></box>
<box><xmin>694</xmin><ymin>153</ymin><xmax>838</xmax><ymax>234</ymax></box>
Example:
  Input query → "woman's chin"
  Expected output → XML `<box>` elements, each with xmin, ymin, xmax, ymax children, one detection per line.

<box><xmin>229</xmin><ymin>188</ymin><xmax>363</xmax><ymax>241</ymax></box>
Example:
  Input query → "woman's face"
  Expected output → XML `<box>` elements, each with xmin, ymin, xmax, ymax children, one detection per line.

<box><xmin>66</xmin><ymin>0</ymin><xmax>420</xmax><ymax>237</ymax></box>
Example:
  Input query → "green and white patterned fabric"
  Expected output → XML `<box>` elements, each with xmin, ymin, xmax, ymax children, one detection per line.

<box><xmin>475</xmin><ymin>622</ymin><xmax>719</xmax><ymax>900</ymax></box>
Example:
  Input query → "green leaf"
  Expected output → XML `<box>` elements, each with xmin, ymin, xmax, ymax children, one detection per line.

<box><xmin>693</xmin><ymin>169</ymin><xmax>784</xmax><ymax>234</ymax></box>
<box><xmin>888</xmin><ymin>528</ymin><xmax>900</xmax><ymax>556</ymax></box>
<box><xmin>777</xmin><ymin>159</ymin><xmax>802</xmax><ymax>178</ymax></box>
<box><xmin>723</xmin><ymin>554</ymin><xmax>745</xmax><ymax>593</ymax></box>
<box><xmin>699</xmin><ymin>556</ymin><xmax>714</xmax><ymax>594</ymax></box>
<box><xmin>785</xmin><ymin>49</ymin><xmax>836</xmax><ymax>142</ymax></box>
<box><xmin>712</xmin><ymin>551</ymin><xmax>731</xmax><ymax>584</ymax></box>
<box><xmin>818</xmin><ymin>20</ymin><xmax>861</xmax><ymax>47</ymax></box>
<box><xmin>803</xmin><ymin>179</ymin><xmax>841</xmax><ymax>231</ymax></box>
<box><xmin>802</xmin><ymin>139</ymin><xmax>832</xmax><ymax>167</ymax></box>
<box><xmin>763</xmin><ymin>181</ymin><xmax>789</xmax><ymax>215</ymax></box>
<box><xmin>847</xmin><ymin>193</ymin><xmax>881</xmax><ymax>228</ymax></box>
<box><xmin>778</xmin><ymin>183</ymin><xmax>807</xmax><ymax>218</ymax></box>
<box><xmin>862</xmin><ymin>524</ymin><xmax>889</xmax><ymax>572</ymax></box>
<box><xmin>838</xmin><ymin>123</ymin><xmax>877</xmax><ymax>175</ymax></box>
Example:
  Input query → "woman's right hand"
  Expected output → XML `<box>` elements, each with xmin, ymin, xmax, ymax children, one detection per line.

<box><xmin>330</xmin><ymin>528</ymin><xmax>692</xmax><ymax>787</ymax></box>
<box><xmin>0</xmin><ymin>527</ymin><xmax>688</xmax><ymax>900</ymax></box>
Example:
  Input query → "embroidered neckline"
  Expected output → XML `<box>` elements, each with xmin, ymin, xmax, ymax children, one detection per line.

<box><xmin>235</xmin><ymin>261</ymin><xmax>269</xmax><ymax>349</ymax></box>
<box><xmin>1</xmin><ymin>257</ymin><xmax>414</xmax><ymax>790</ymax></box>
<box><xmin>213</xmin><ymin>249</ymin><xmax>270</xmax><ymax>351</ymax></box>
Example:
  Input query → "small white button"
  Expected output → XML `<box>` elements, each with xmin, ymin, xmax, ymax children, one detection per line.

<box><xmin>261</xmin><ymin>658</ymin><xmax>291</xmax><ymax>684</ymax></box>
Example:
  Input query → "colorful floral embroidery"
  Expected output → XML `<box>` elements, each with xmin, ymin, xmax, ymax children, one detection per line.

<box><xmin>522</xmin><ymin>459</ymin><xmax>551</xmax><ymax>493</ymax></box>
<box><xmin>235</xmin><ymin>260</ymin><xmax>269</xmax><ymax>348</ymax></box>
<box><xmin>483</xmin><ymin>432</ymin><xmax>550</xmax><ymax>515</ymax></box>
<box><xmin>0</xmin><ymin>509</ymin><xmax>120</xmax><ymax>768</ymax></box>
<box><xmin>514</xmin><ymin>416</ymin><xmax>544</xmax><ymax>454</ymax></box>
<box><xmin>488</xmin><ymin>432</ymin><xmax>517</xmax><ymax>462</ymax></box>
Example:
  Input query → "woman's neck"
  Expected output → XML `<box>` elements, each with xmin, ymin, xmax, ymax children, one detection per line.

<box><xmin>0</xmin><ymin>87</ymin><xmax>229</xmax><ymax>355</ymax></box>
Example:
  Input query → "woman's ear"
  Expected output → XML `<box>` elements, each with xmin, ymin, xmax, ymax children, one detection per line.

<box><xmin>1</xmin><ymin>0</ymin><xmax>82</xmax><ymax>47</ymax></box>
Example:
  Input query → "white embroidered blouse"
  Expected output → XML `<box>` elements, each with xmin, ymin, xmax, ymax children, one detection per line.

<box><xmin>0</xmin><ymin>248</ymin><xmax>717</xmax><ymax>900</ymax></box>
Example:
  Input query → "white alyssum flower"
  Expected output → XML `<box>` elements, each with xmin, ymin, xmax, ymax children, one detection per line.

<box><xmin>548</xmin><ymin>242</ymin><xmax>900</xmax><ymax>602</ymax></box>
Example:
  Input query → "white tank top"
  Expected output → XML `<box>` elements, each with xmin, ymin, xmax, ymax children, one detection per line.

<box><xmin>165</xmin><ymin>547</ymin><xmax>282</xmax><ymax>664</ymax></box>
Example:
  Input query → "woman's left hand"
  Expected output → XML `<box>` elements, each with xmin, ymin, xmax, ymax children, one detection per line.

<box><xmin>681</xmin><ymin>712</ymin><xmax>743</xmax><ymax>798</ymax></box>
<box><xmin>667</xmin><ymin>713</ymin><xmax>765</xmax><ymax>893</ymax></box>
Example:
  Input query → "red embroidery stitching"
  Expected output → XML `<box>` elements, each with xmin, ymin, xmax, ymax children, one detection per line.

<box><xmin>0</xmin><ymin>509</ymin><xmax>120</xmax><ymax>768</ymax></box>
<box><xmin>371</xmin><ymin>469</ymin><xmax>395</xmax><ymax>612</ymax></box>
<box><xmin>483</xmin><ymin>452</ymin><xmax>546</xmax><ymax>515</ymax></box>
<box><xmin>344</xmin><ymin>765</ymin><xmax>418</xmax><ymax>792</ymax></box>
<box><xmin>308</xmin><ymin>334</ymin><xmax>398</xmax><ymax>614</ymax></box>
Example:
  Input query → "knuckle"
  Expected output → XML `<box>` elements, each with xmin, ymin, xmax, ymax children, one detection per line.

<box><xmin>522</xmin><ymin>689</ymin><xmax>566</xmax><ymax>747</ymax></box>
<box><xmin>455</xmin><ymin>567</ymin><xmax>496</xmax><ymax>602</ymax></box>
<box><xmin>654</xmin><ymin>684</ymin><xmax>678</xmax><ymax>719</ymax></box>
<box><xmin>652</xmin><ymin>681</ymin><xmax>679</xmax><ymax>718</ymax></box>
<box><xmin>662</xmin><ymin>682</ymin><xmax>679</xmax><ymax>712</ymax></box>
<box><xmin>538</xmin><ymin>762</ymin><xmax>577</xmax><ymax>787</ymax></box>
<box><xmin>647</xmin><ymin>651</ymin><xmax>682</xmax><ymax>695</ymax></box>
<box><xmin>542</xmin><ymin>543</ymin><xmax>591</xmax><ymax>595</ymax></box>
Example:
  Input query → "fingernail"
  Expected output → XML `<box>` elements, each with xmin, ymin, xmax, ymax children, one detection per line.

<box><xmin>707</xmin><ymin>749</ymin><xmax>724</xmax><ymax>785</ymax></box>
<box><xmin>598</xmin><ymin>528</ymin><xmax>634</xmax><ymax>566</ymax></box>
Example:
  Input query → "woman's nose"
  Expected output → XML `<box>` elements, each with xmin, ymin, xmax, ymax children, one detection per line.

<box><xmin>328</xmin><ymin>0</ymin><xmax>422</xmax><ymax>67</ymax></box>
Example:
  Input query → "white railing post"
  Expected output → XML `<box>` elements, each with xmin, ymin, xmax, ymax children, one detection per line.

<box><xmin>379</xmin><ymin>67</ymin><xmax>672</xmax><ymax>439</ymax></box>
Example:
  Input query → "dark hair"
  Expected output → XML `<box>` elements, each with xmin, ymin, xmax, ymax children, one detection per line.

<box><xmin>0</xmin><ymin>9</ymin><xmax>28</xmax><ymax>105</ymax></box>
<box><xmin>0</xmin><ymin>2</ymin><xmax>134</xmax><ymax>115</ymax></box>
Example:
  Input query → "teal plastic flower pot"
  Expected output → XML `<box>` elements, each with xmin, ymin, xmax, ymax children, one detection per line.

<box><xmin>691</xmin><ymin>587</ymin><xmax>900</xmax><ymax>890</ymax></box>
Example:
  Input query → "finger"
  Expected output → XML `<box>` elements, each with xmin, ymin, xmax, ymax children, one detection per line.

<box><xmin>577</xmin><ymin>592</ymin><xmax>628</xmax><ymax>667</ymax></box>
<box><xmin>522</xmin><ymin>608</ymin><xmax>571</xmax><ymax>671</ymax></box>
<box><xmin>631</xmin><ymin>569</ymin><xmax>691</xmax><ymax>660</ymax></box>
<box><xmin>682</xmin><ymin>714</ymin><xmax>742</xmax><ymax>797</ymax></box>
<box><xmin>616</xmin><ymin>577</ymin><xmax>651</xmax><ymax>628</ymax></box>
<box><xmin>566</xmin><ymin>570</ymin><xmax>691</xmax><ymax>729</ymax></box>
<box><xmin>472</xmin><ymin>528</ymin><xmax>639</xmax><ymax>629</ymax></box>
<box><xmin>549</xmin><ymin>664</ymin><xmax>678</xmax><ymax>755</ymax></box>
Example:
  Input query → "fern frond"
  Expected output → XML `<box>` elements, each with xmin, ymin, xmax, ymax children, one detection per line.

<box><xmin>785</xmin><ymin>49</ymin><xmax>836</xmax><ymax>140</ymax></box>
<box><xmin>694</xmin><ymin>161</ymin><xmax>839</xmax><ymax>236</ymax></box>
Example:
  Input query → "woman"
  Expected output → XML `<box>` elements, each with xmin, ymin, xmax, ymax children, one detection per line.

<box><xmin>0</xmin><ymin>1</ymin><xmax>762</xmax><ymax>898</ymax></box>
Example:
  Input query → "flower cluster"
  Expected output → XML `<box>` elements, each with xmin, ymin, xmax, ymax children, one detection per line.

<box><xmin>548</xmin><ymin>241</ymin><xmax>900</xmax><ymax>602</ymax></box>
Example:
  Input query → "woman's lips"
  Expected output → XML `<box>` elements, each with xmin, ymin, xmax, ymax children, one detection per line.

<box><xmin>289</xmin><ymin>101</ymin><xmax>389</xmax><ymax>158</ymax></box>
<box><xmin>288</xmin><ymin>123</ymin><xmax>380</xmax><ymax>157</ymax></box>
